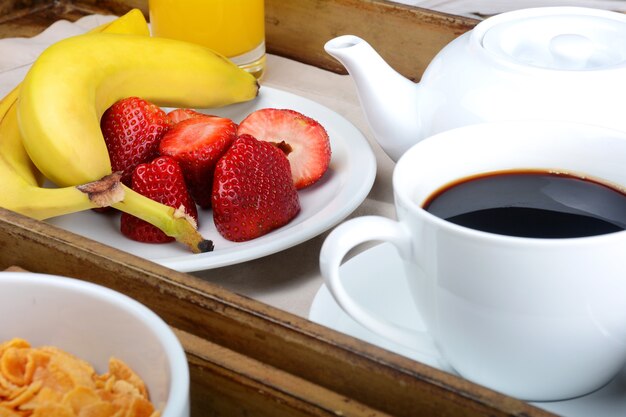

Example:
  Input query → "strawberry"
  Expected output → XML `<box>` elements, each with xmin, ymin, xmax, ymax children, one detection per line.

<box><xmin>166</xmin><ymin>108</ymin><xmax>213</xmax><ymax>125</ymax></box>
<box><xmin>101</xmin><ymin>97</ymin><xmax>170</xmax><ymax>185</ymax></box>
<box><xmin>121</xmin><ymin>156</ymin><xmax>199</xmax><ymax>244</ymax></box>
<box><xmin>159</xmin><ymin>116</ymin><xmax>237</xmax><ymax>208</ymax></box>
<box><xmin>237</xmin><ymin>108</ymin><xmax>331</xmax><ymax>189</ymax></box>
<box><xmin>212</xmin><ymin>134</ymin><xmax>300</xmax><ymax>242</ymax></box>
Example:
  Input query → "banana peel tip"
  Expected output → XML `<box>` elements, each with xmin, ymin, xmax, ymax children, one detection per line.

<box><xmin>198</xmin><ymin>239</ymin><xmax>215</xmax><ymax>253</ymax></box>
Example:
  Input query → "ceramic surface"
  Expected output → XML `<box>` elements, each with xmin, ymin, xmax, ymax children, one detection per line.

<box><xmin>319</xmin><ymin>121</ymin><xmax>626</xmax><ymax>401</ymax></box>
<box><xmin>310</xmin><ymin>242</ymin><xmax>626</xmax><ymax>416</ymax></box>
<box><xmin>0</xmin><ymin>271</ymin><xmax>189</xmax><ymax>417</ymax></box>
<box><xmin>325</xmin><ymin>7</ymin><xmax>626</xmax><ymax>161</ymax></box>
<box><xmin>47</xmin><ymin>86</ymin><xmax>376</xmax><ymax>272</ymax></box>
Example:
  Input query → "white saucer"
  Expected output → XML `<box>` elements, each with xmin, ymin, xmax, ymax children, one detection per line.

<box><xmin>46</xmin><ymin>86</ymin><xmax>376</xmax><ymax>272</ymax></box>
<box><xmin>309</xmin><ymin>242</ymin><xmax>626</xmax><ymax>416</ymax></box>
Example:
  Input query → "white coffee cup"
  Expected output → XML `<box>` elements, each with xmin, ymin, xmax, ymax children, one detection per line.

<box><xmin>320</xmin><ymin>121</ymin><xmax>626</xmax><ymax>401</ymax></box>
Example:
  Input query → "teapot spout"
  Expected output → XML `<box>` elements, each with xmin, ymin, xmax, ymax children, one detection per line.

<box><xmin>325</xmin><ymin>35</ymin><xmax>422</xmax><ymax>162</ymax></box>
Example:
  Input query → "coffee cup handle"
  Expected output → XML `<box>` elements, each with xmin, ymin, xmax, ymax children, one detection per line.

<box><xmin>320</xmin><ymin>216</ymin><xmax>441</xmax><ymax>359</ymax></box>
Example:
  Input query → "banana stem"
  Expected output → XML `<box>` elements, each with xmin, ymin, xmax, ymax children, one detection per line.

<box><xmin>16</xmin><ymin>186</ymin><xmax>103</xmax><ymax>220</ymax></box>
<box><xmin>10</xmin><ymin>172</ymin><xmax>125</xmax><ymax>220</ymax></box>
<box><xmin>112</xmin><ymin>185</ymin><xmax>214</xmax><ymax>253</ymax></box>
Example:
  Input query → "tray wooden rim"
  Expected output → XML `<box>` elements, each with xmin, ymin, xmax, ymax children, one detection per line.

<box><xmin>0</xmin><ymin>1</ymin><xmax>554</xmax><ymax>416</ymax></box>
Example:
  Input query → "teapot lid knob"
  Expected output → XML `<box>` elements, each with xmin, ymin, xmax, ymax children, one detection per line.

<box><xmin>548</xmin><ymin>34</ymin><xmax>594</xmax><ymax>70</ymax></box>
<box><xmin>477</xmin><ymin>7</ymin><xmax>626</xmax><ymax>70</ymax></box>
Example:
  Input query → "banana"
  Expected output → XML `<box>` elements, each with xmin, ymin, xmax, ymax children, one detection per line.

<box><xmin>0</xmin><ymin>8</ymin><xmax>148</xmax><ymax>114</ymax></box>
<box><xmin>17</xmin><ymin>32</ymin><xmax>258</xmax><ymax>253</ymax></box>
<box><xmin>0</xmin><ymin>86</ymin><xmax>41</xmax><ymax>186</ymax></box>
<box><xmin>86</xmin><ymin>8</ymin><xmax>150</xmax><ymax>36</ymax></box>
<box><xmin>0</xmin><ymin>12</ymin><xmax>137</xmax><ymax>221</ymax></box>
<box><xmin>0</xmin><ymin>7</ymin><xmax>150</xmax><ymax>188</ymax></box>
<box><xmin>0</xmin><ymin>9</ymin><xmax>152</xmax><ymax>220</ymax></box>
<box><xmin>0</xmin><ymin>95</ymin><xmax>125</xmax><ymax>219</ymax></box>
<box><xmin>18</xmin><ymin>33</ymin><xmax>258</xmax><ymax>185</ymax></box>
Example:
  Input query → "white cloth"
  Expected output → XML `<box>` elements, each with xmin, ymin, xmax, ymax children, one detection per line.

<box><xmin>3</xmin><ymin>3</ymin><xmax>623</xmax><ymax>317</ymax></box>
<box><xmin>0</xmin><ymin>14</ymin><xmax>395</xmax><ymax>317</ymax></box>
<box><xmin>0</xmin><ymin>15</ymin><xmax>117</xmax><ymax>95</ymax></box>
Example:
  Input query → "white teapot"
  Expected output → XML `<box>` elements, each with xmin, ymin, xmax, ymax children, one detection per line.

<box><xmin>325</xmin><ymin>7</ymin><xmax>626</xmax><ymax>161</ymax></box>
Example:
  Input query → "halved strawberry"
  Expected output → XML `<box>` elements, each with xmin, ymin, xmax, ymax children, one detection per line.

<box><xmin>159</xmin><ymin>116</ymin><xmax>237</xmax><ymax>208</ymax></box>
<box><xmin>212</xmin><ymin>134</ymin><xmax>300</xmax><ymax>242</ymax></box>
<box><xmin>121</xmin><ymin>156</ymin><xmax>199</xmax><ymax>243</ymax></box>
<box><xmin>237</xmin><ymin>108</ymin><xmax>331</xmax><ymax>189</ymax></box>
<box><xmin>101</xmin><ymin>97</ymin><xmax>170</xmax><ymax>185</ymax></box>
<box><xmin>166</xmin><ymin>108</ymin><xmax>213</xmax><ymax>125</ymax></box>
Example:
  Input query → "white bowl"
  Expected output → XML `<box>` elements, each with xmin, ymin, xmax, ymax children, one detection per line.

<box><xmin>0</xmin><ymin>271</ymin><xmax>190</xmax><ymax>417</ymax></box>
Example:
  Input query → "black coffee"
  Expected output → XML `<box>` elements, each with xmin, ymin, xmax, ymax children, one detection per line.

<box><xmin>422</xmin><ymin>170</ymin><xmax>626</xmax><ymax>238</ymax></box>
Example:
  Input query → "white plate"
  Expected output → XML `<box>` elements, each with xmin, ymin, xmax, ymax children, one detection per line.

<box><xmin>47</xmin><ymin>87</ymin><xmax>376</xmax><ymax>272</ymax></box>
<box><xmin>309</xmin><ymin>242</ymin><xmax>626</xmax><ymax>417</ymax></box>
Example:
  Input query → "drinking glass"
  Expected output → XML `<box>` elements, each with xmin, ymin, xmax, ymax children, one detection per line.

<box><xmin>149</xmin><ymin>0</ymin><xmax>266</xmax><ymax>79</ymax></box>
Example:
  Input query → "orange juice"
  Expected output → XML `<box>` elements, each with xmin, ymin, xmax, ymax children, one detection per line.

<box><xmin>149</xmin><ymin>0</ymin><xmax>266</xmax><ymax>78</ymax></box>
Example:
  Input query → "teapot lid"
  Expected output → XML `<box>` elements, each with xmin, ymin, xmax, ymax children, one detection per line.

<box><xmin>475</xmin><ymin>7</ymin><xmax>626</xmax><ymax>70</ymax></box>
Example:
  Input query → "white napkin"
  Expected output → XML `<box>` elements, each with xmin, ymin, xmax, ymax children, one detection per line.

<box><xmin>0</xmin><ymin>12</ymin><xmax>397</xmax><ymax>317</ymax></box>
<box><xmin>0</xmin><ymin>14</ymin><xmax>117</xmax><ymax>98</ymax></box>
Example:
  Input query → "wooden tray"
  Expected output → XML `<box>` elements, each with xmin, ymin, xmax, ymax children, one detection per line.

<box><xmin>0</xmin><ymin>1</ymin><xmax>554</xmax><ymax>416</ymax></box>
<box><xmin>0</xmin><ymin>0</ymin><xmax>478</xmax><ymax>81</ymax></box>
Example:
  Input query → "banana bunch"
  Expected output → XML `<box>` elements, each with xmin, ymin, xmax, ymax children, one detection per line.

<box><xmin>3</xmin><ymin>8</ymin><xmax>260</xmax><ymax>253</ymax></box>
<box><xmin>0</xmin><ymin>9</ymin><xmax>148</xmax><ymax>219</ymax></box>
<box><xmin>0</xmin><ymin>95</ymin><xmax>125</xmax><ymax>219</ymax></box>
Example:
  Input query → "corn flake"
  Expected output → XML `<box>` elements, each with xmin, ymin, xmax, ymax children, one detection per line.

<box><xmin>0</xmin><ymin>339</ymin><xmax>160</xmax><ymax>417</ymax></box>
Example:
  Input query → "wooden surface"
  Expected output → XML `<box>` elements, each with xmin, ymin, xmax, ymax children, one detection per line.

<box><xmin>0</xmin><ymin>0</ymin><xmax>478</xmax><ymax>81</ymax></box>
<box><xmin>0</xmin><ymin>208</ymin><xmax>553</xmax><ymax>416</ymax></box>
<box><xmin>264</xmin><ymin>0</ymin><xmax>477</xmax><ymax>81</ymax></box>
<box><xmin>0</xmin><ymin>2</ymin><xmax>553</xmax><ymax>416</ymax></box>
